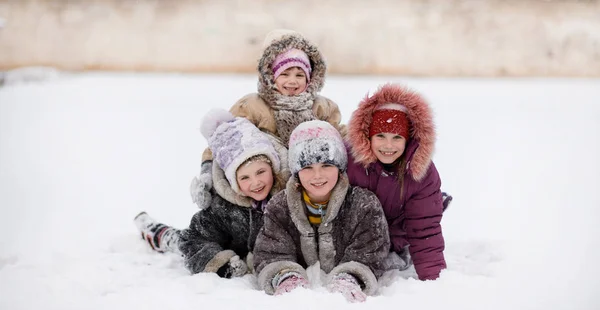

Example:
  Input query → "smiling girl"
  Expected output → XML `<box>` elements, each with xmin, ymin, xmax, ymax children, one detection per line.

<box><xmin>346</xmin><ymin>83</ymin><xmax>448</xmax><ymax>281</ymax></box>
<box><xmin>135</xmin><ymin>109</ymin><xmax>289</xmax><ymax>278</ymax></box>
<box><xmin>253</xmin><ymin>120</ymin><xmax>390</xmax><ymax>303</ymax></box>
<box><xmin>191</xmin><ymin>29</ymin><xmax>345</xmax><ymax>211</ymax></box>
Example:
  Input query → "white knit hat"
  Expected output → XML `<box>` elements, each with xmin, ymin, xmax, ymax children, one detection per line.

<box><xmin>288</xmin><ymin>120</ymin><xmax>347</xmax><ymax>175</ymax></box>
<box><xmin>200</xmin><ymin>109</ymin><xmax>280</xmax><ymax>194</ymax></box>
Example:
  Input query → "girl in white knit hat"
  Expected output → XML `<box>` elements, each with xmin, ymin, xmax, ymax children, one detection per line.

<box><xmin>135</xmin><ymin>109</ymin><xmax>289</xmax><ymax>278</ymax></box>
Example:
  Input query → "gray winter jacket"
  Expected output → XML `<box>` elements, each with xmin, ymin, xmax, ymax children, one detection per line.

<box><xmin>253</xmin><ymin>174</ymin><xmax>390</xmax><ymax>295</ymax></box>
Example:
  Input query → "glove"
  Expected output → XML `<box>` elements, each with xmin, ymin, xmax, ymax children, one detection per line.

<box><xmin>381</xmin><ymin>249</ymin><xmax>412</xmax><ymax>271</ymax></box>
<box><xmin>190</xmin><ymin>160</ymin><xmax>213</xmax><ymax>209</ymax></box>
<box><xmin>216</xmin><ymin>255</ymin><xmax>248</xmax><ymax>278</ymax></box>
<box><xmin>273</xmin><ymin>272</ymin><xmax>309</xmax><ymax>295</ymax></box>
<box><xmin>327</xmin><ymin>273</ymin><xmax>366</xmax><ymax>303</ymax></box>
<box><xmin>442</xmin><ymin>191</ymin><xmax>453</xmax><ymax>212</ymax></box>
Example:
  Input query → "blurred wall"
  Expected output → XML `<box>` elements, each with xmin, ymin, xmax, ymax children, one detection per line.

<box><xmin>0</xmin><ymin>0</ymin><xmax>599</xmax><ymax>77</ymax></box>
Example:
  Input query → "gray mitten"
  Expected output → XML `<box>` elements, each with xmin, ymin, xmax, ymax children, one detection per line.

<box><xmin>381</xmin><ymin>248</ymin><xmax>412</xmax><ymax>271</ymax></box>
<box><xmin>216</xmin><ymin>255</ymin><xmax>248</xmax><ymax>278</ymax></box>
<box><xmin>190</xmin><ymin>160</ymin><xmax>213</xmax><ymax>209</ymax></box>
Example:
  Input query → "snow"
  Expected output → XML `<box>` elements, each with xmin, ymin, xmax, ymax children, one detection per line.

<box><xmin>1</xmin><ymin>72</ymin><xmax>599</xmax><ymax>309</ymax></box>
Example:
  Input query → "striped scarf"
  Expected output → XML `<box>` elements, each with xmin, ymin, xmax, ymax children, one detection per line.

<box><xmin>302</xmin><ymin>191</ymin><xmax>328</xmax><ymax>225</ymax></box>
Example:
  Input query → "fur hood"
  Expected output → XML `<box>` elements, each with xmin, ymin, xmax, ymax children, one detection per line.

<box><xmin>257</xmin><ymin>30</ymin><xmax>326</xmax><ymax>105</ymax></box>
<box><xmin>347</xmin><ymin>84</ymin><xmax>436</xmax><ymax>181</ymax></box>
<box><xmin>213</xmin><ymin>133</ymin><xmax>291</xmax><ymax>207</ymax></box>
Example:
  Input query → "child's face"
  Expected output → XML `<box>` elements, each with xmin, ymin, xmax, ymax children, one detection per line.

<box><xmin>298</xmin><ymin>163</ymin><xmax>339</xmax><ymax>202</ymax></box>
<box><xmin>236</xmin><ymin>160</ymin><xmax>274</xmax><ymax>201</ymax></box>
<box><xmin>274</xmin><ymin>67</ymin><xmax>307</xmax><ymax>96</ymax></box>
<box><xmin>370</xmin><ymin>133</ymin><xmax>407</xmax><ymax>164</ymax></box>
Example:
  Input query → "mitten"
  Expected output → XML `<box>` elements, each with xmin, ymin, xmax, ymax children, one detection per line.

<box><xmin>216</xmin><ymin>255</ymin><xmax>248</xmax><ymax>278</ymax></box>
<box><xmin>381</xmin><ymin>249</ymin><xmax>412</xmax><ymax>271</ymax></box>
<box><xmin>327</xmin><ymin>273</ymin><xmax>366</xmax><ymax>303</ymax></box>
<box><xmin>273</xmin><ymin>272</ymin><xmax>309</xmax><ymax>295</ymax></box>
<box><xmin>442</xmin><ymin>191</ymin><xmax>453</xmax><ymax>212</ymax></box>
<box><xmin>190</xmin><ymin>160</ymin><xmax>213</xmax><ymax>209</ymax></box>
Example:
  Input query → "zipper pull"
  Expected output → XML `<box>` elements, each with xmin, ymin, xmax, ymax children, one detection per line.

<box><xmin>319</xmin><ymin>205</ymin><xmax>324</xmax><ymax>223</ymax></box>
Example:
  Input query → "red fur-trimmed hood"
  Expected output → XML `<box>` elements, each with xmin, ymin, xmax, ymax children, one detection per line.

<box><xmin>347</xmin><ymin>84</ymin><xmax>436</xmax><ymax>181</ymax></box>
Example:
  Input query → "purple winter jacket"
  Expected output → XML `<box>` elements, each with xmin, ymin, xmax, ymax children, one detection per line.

<box><xmin>345</xmin><ymin>83</ymin><xmax>447</xmax><ymax>280</ymax></box>
<box><xmin>346</xmin><ymin>142</ymin><xmax>446</xmax><ymax>280</ymax></box>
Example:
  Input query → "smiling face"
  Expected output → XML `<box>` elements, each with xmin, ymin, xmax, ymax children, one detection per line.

<box><xmin>274</xmin><ymin>67</ymin><xmax>308</xmax><ymax>96</ymax></box>
<box><xmin>370</xmin><ymin>133</ymin><xmax>407</xmax><ymax>164</ymax></box>
<box><xmin>297</xmin><ymin>163</ymin><xmax>339</xmax><ymax>202</ymax></box>
<box><xmin>236</xmin><ymin>160</ymin><xmax>274</xmax><ymax>201</ymax></box>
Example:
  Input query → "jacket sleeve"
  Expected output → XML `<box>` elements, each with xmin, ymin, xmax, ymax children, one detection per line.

<box><xmin>178</xmin><ymin>205</ymin><xmax>236</xmax><ymax>275</ymax></box>
<box><xmin>404</xmin><ymin>163</ymin><xmax>446</xmax><ymax>280</ymax></box>
<box><xmin>313</xmin><ymin>96</ymin><xmax>347</xmax><ymax>137</ymax></box>
<box><xmin>253</xmin><ymin>193</ymin><xmax>307</xmax><ymax>295</ymax></box>
<box><xmin>330</xmin><ymin>189</ymin><xmax>390</xmax><ymax>295</ymax></box>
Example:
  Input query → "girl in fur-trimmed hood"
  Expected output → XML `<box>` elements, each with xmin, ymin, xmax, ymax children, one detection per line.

<box><xmin>346</xmin><ymin>83</ymin><xmax>447</xmax><ymax>281</ymax></box>
<box><xmin>135</xmin><ymin>109</ymin><xmax>289</xmax><ymax>278</ymax></box>
<box><xmin>253</xmin><ymin>120</ymin><xmax>390</xmax><ymax>303</ymax></box>
<box><xmin>191</xmin><ymin>29</ymin><xmax>345</xmax><ymax>210</ymax></box>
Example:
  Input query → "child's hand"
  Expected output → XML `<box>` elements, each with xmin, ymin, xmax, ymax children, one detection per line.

<box><xmin>190</xmin><ymin>160</ymin><xmax>213</xmax><ymax>209</ymax></box>
<box><xmin>216</xmin><ymin>255</ymin><xmax>248</xmax><ymax>278</ymax></box>
<box><xmin>381</xmin><ymin>249</ymin><xmax>411</xmax><ymax>271</ymax></box>
<box><xmin>327</xmin><ymin>273</ymin><xmax>366</xmax><ymax>303</ymax></box>
<box><xmin>274</xmin><ymin>274</ymin><xmax>309</xmax><ymax>295</ymax></box>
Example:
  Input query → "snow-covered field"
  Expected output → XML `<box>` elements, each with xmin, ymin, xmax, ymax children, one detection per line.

<box><xmin>1</xmin><ymin>72</ymin><xmax>599</xmax><ymax>309</ymax></box>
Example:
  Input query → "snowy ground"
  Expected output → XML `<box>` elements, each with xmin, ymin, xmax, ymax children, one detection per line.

<box><xmin>1</xmin><ymin>72</ymin><xmax>599</xmax><ymax>310</ymax></box>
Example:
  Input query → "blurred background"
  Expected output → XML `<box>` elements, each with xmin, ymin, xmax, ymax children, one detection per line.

<box><xmin>1</xmin><ymin>0</ymin><xmax>599</xmax><ymax>78</ymax></box>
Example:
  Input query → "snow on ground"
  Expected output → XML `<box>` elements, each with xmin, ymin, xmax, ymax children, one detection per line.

<box><xmin>1</xmin><ymin>72</ymin><xmax>599</xmax><ymax>310</ymax></box>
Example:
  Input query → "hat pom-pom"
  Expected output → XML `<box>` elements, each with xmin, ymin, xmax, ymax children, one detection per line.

<box><xmin>200</xmin><ymin>109</ymin><xmax>235</xmax><ymax>139</ymax></box>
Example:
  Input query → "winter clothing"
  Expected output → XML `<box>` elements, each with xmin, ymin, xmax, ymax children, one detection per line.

<box><xmin>368</xmin><ymin>103</ymin><xmax>410</xmax><ymax>139</ymax></box>
<box><xmin>272</xmin><ymin>48</ymin><xmax>312</xmax><ymax>84</ymax></box>
<box><xmin>200</xmin><ymin>29</ymin><xmax>345</xmax><ymax>163</ymax></box>
<box><xmin>327</xmin><ymin>273</ymin><xmax>367</xmax><ymax>303</ymax></box>
<box><xmin>253</xmin><ymin>174</ymin><xmax>390</xmax><ymax>296</ymax></box>
<box><xmin>200</xmin><ymin>109</ymin><xmax>282</xmax><ymax>196</ymax></box>
<box><xmin>288</xmin><ymin>120</ymin><xmax>348</xmax><ymax>175</ymax></box>
<box><xmin>178</xmin><ymin>122</ymin><xmax>290</xmax><ymax>275</ymax></box>
<box><xmin>274</xmin><ymin>274</ymin><xmax>309</xmax><ymax>295</ymax></box>
<box><xmin>346</xmin><ymin>83</ymin><xmax>446</xmax><ymax>281</ymax></box>
<box><xmin>190</xmin><ymin>160</ymin><xmax>214</xmax><ymax>209</ymax></box>
<box><xmin>178</xmin><ymin>193</ymin><xmax>265</xmax><ymax>275</ymax></box>
<box><xmin>180</xmin><ymin>113</ymin><xmax>290</xmax><ymax>275</ymax></box>
<box><xmin>303</xmin><ymin>191</ymin><xmax>328</xmax><ymax>225</ymax></box>
<box><xmin>135</xmin><ymin>212</ymin><xmax>181</xmax><ymax>254</ymax></box>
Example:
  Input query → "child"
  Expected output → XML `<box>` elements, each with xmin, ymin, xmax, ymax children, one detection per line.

<box><xmin>191</xmin><ymin>29</ymin><xmax>345</xmax><ymax>209</ymax></box>
<box><xmin>253</xmin><ymin>120</ymin><xmax>390</xmax><ymax>303</ymax></box>
<box><xmin>135</xmin><ymin>109</ymin><xmax>289</xmax><ymax>278</ymax></box>
<box><xmin>346</xmin><ymin>83</ymin><xmax>446</xmax><ymax>281</ymax></box>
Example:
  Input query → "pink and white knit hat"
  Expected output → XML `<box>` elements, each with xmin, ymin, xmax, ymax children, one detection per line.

<box><xmin>272</xmin><ymin>48</ymin><xmax>312</xmax><ymax>83</ymax></box>
<box><xmin>288</xmin><ymin>120</ymin><xmax>347</xmax><ymax>175</ymax></box>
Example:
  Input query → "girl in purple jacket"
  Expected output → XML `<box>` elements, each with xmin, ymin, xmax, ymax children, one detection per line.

<box><xmin>346</xmin><ymin>83</ymin><xmax>447</xmax><ymax>281</ymax></box>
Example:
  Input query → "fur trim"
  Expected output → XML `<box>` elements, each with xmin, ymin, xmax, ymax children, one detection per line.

<box><xmin>200</xmin><ymin>109</ymin><xmax>235</xmax><ymax>139</ymax></box>
<box><xmin>212</xmin><ymin>162</ymin><xmax>253</xmax><ymax>208</ymax></box>
<box><xmin>262</xmin><ymin>29</ymin><xmax>300</xmax><ymax>49</ymax></box>
<box><xmin>257</xmin><ymin>261</ymin><xmax>307</xmax><ymax>295</ymax></box>
<box><xmin>245</xmin><ymin>252</ymin><xmax>255</xmax><ymax>274</ymax></box>
<box><xmin>203</xmin><ymin>249</ymin><xmax>236</xmax><ymax>273</ymax></box>
<box><xmin>212</xmin><ymin>133</ymin><xmax>289</xmax><ymax>207</ymax></box>
<box><xmin>327</xmin><ymin>261</ymin><xmax>379</xmax><ymax>296</ymax></box>
<box><xmin>257</xmin><ymin>32</ymin><xmax>326</xmax><ymax>103</ymax></box>
<box><xmin>346</xmin><ymin>83</ymin><xmax>436</xmax><ymax>181</ymax></box>
<box><xmin>285</xmin><ymin>173</ymin><xmax>350</xmax><ymax>272</ymax></box>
